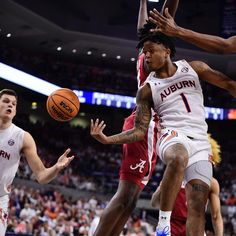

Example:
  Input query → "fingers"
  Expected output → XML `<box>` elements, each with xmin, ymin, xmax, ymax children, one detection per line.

<box><xmin>164</xmin><ymin>8</ymin><xmax>171</xmax><ymax>18</ymax></box>
<box><xmin>63</xmin><ymin>148</ymin><xmax>75</xmax><ymax>160</ymax></box>
<box><xmin>150</xmin><ymin>8</ymin><xmax>166</xmax><ymax>22</ymax></box>
<box><xmin>64</xmin><ymin>148</ymin><xmax>71</xmax><ymax>155</ymax></box>
<box><xmin>90</xmin><ymin>118</ymin><xmax>106</xmax><ymax>134</ymax></box>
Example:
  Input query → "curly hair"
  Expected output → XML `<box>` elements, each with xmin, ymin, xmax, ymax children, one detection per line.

<box><xmin>137</xmin><ymin>20</ymin><xmax>157</xmax><ymax>41</ymax></box>
<box><xmin>137</xmin><ymin>31</ymin><xmax>176</xmax><ymax>58</ymax></box>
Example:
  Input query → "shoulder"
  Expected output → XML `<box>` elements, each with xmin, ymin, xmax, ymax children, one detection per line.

<box><xmin>136</xmin><ymin>84</ymin><xmax>153</xmax><ymax>103</ymax></box>
<box><xmin>12</xmin><ymin>123</ymin><xmax>25</xmax><ymax>133</ymax></box>
<box><xmin>189</xmin><ymin>60</ymin><xmax>210</xmax><ymax>74</ymax></box>
<box><xmin>138</xmin><ymin>84</ymin><xmax>152</xmax><ymax>97</ymax></box>
<box><xmin>22</xmin><ymin>131</ymin><xmax>35</xmax><ymax>147</ymax></box>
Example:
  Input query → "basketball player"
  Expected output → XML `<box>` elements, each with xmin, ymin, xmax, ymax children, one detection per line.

<box><xmin>92</xmin><ymin>1</ymin><xmax>179</xmax><ymax>236</ymax></box>
<box><xmin>0</xmin><ymin>89</ymin><xmax>74</xmax><ymax>236</ymax></box>
<box><xmin>151</xmin><ymin>134</ymin><xmax>223</xmax><ymax>236</ymax></box>
<box><xmin>148</xmin><ymin>8</ymin><xmax>236</xmax><ymax>54</ymax></box>
<box><xmin>90</xmin><ymin>32</ymin><xmax>236</xmax><ymax>235</ymax></box>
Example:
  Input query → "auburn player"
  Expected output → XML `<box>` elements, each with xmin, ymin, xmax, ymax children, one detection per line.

<box><xmin>90</xmin><ymin>32</ymin><xmax>236</xmax><ymax>235</ymax></box>
<box><xmin>92</xmin><ymin>1</ymin><xmax>179</xmax><ymax>236</ymax></box>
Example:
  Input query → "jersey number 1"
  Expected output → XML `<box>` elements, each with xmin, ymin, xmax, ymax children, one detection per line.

<box><xmin>180</xmin><ymin>93</ymin><xmax>191</xmax><ymax>113</ymax></box>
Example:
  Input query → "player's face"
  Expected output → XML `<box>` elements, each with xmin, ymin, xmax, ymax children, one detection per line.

<box><xmin>0</xmin><ymin>94</ymin><xmax>17</xmax><ymax>121</ymax></box>
<box><xmin>143</xmin><ymin>41</ymin><xmax>169</xmax><ymax>71</ymax></box>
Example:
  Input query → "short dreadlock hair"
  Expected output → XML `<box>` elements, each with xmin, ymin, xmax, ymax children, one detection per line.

<box><xmin>137</xmin><ymin>31</ymin><xmax>176</xmax><ymax>58</ymax></box>
<box><xmin>137</xmin><ymin>20</ymin><xmax>157</xmax><ymax>41</ymax></box>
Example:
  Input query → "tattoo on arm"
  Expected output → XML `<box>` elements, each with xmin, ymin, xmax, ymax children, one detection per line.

<box><xmin>135</xmin><ymin>102</ymin><xmax>151</xmax><ymax>133</ymax></box>
<box><xmin>109</xmin><ymin>103</ymin><xmax>151</xmax><ymax>144</ymax></box>
<box><xmin>109</xmin><ymin>86</ymin><xmax>152</xmax><ymax>144</ymax></box>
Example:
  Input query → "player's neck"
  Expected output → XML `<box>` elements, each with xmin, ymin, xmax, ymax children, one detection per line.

<box><xmin>154</xmin><ymin>61</ymin><xmax>177</xmax><ymax>79</ymax></box>
<box><xmin>0</xmin><ymin>119</ymin><xmax>12</xmax><ymax>130</ymax></box>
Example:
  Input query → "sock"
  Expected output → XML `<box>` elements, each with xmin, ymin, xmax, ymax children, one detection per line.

<box><xmin>156</xmin><ymin>210</ymin><xmax>171</xmax><ymax>232</ymax></box>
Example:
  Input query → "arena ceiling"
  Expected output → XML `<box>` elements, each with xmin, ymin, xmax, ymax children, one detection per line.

<box><xmin>0</xmin><ymin>0</ymin><xmax>223</xmax><ymax>63</ymax></box>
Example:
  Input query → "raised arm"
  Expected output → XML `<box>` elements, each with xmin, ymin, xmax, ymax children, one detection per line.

<box><xmin>137</xmin><ymin>0</ymin><xmax>148</xmax><ymax>32</ymax></box>
<box><xmin>161</xmin><ymin>0</ymin><xmax>179</xmax><ymax>18</ymax></box>
<box><xmin>22</xmin><ymin>132</ymin><xmax>74</xmax><ymax>184</ymax></box>
<box><xmin>90</xmin><ymin>84</ymin><xmax>153</xmax><ymax>144</ymax></box>
<box><xmin>149</xmin><ymin>8</ymin><xmax>236</xmax><ymax>54</ymax></box>
<box><xmin>190</xmin><ymin>61</ymin><xmax>236</xmax><ymax>97</ymax></box>
<box><xmin>209</xmin><ymin>178</ymin><xmax>224</xmax><ymax>236</ymax></box>
<box><xmin>137</xmin><ymin>0</ymin><xmax>179</xmax><ymax>32</ymax></box>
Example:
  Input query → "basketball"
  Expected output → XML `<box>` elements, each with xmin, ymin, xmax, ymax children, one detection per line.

<box><xmin>46</xmin><ymin>88</ymin><xmax>80</xmax><ymax>121</ymax></box>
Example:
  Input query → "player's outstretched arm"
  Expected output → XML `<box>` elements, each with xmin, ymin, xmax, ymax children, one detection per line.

<box><xmin>149</xmin><ymin>8</ymin><xmax>236</xmax><ymax>54</ymax></box>
<box><xmin>90</xmin><ymin>84</ymin><xmax>153</xmax><ymax>145</ymax></box>
<box><xmin>137</xmin><ymin>0</ymin><xmax>179</xmax><ymax>32</ymax></box>
<box><xmin>209</xmin><ymin>178</ymin><xmax>224</xmax><ymax>236</ymax></box>
<box><xmin>190</xmin><ymin>61</ymin><xmax>236</xmax><ymax>97</ymax></box>
<box><xmin>22</xmin><ymin>132</ymin><xmax>74</xmax><ymax>184</ymax></box>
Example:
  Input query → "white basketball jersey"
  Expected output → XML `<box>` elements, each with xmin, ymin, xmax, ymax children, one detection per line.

<box><xmin>146</xmin><ymin>59</ymin><xmax>208</xmax><ymax>140</ymax></box>
<box><xmin>0</xmin><ymin>124</ymin><xmax>24</xmax><ymax>196</ymax></box>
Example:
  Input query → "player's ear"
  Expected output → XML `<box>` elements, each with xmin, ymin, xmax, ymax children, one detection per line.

<box><xmin>165</xmin><ymin>48</ymin><xmax>171</xmax><ymax>58</ymax></box>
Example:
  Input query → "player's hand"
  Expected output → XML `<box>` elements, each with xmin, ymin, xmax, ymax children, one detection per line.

<box><xmin>56</xmin><ymin>148</ymin><xmax>74</xmax><ymax>171</ymax></box>
<box><xmin>149</xmin><ymin>8</ymin><xmax>178</xmax><ymax>36</ymax></box>
<box><xmin>90</xmin><ymin>119</ymin><xmax>108</xmax><ymax>144</ymax></box>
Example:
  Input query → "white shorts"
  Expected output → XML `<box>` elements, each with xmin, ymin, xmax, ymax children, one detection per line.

<box><xmin>157</xmin><ymin>129</ymin><xmax>213</xmax><ymax>185</ymax></box>
<box><xmin>0</xmin><ymin>195</ymin><xmax>9</xmax><ymax>236</ymax></box>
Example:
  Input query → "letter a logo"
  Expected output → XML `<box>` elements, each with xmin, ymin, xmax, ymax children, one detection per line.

<box><xmin>130</xmin><ymin>159</ymin><xmax>146</xmax><ymax>173</ymax></box>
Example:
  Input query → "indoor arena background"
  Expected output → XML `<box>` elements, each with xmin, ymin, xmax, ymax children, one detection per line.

<box><xmin>0</xmin><ymin>0</ymin><xmax>236</xmax><ymax>235</ymax></box>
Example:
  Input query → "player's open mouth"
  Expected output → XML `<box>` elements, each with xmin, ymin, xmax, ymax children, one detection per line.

<box><xmin>6</xmin><ymin>109</ymin><xmax>12</xmax><ymax>114</ymax></box>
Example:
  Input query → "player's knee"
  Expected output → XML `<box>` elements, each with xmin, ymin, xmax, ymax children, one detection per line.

<box><xmin>165</xmin><ymin>144</ymin><xmax>188</xmax><ymax>169</ymax></box>
<box><xmin>167</xmin><ymin>154</ymin><xmax>187</xmax><ymax>171</ymax></box>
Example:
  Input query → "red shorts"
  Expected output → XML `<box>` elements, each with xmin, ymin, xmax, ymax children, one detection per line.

<box><xmin>171</xmin><ymin>219</ymin><xmax>186</xmax><ymax>236</ymax></box>
<box><xmin>119</xmin><ymin>113</ymin><xmax>158</xmax><ymax>189</ymax></box>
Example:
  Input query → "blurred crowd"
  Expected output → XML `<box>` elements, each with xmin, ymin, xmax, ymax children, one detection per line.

<box><xmin>7</xmin><ymin>185</ymin><xmax>154</xmax><ymax>236</ymax></box>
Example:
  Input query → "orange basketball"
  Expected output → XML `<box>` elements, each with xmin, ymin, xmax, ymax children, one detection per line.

<box><xmin>46</xmin><ymin>88</ymin><xmax>80</xmax><ymax>121</ymax></box>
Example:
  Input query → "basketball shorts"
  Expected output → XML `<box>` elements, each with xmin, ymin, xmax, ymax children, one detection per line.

<box><xmin>157</xmin><ymin>129</ymin><xmax>213</xmax><ymax>186</ymax></box>
<box><xmin>0</xmin><ymin>195</ymin><xmax>9</xmax><ymax>236</ymax></box>
<box><xmin>171</xmin><ymin>219</ymin><xmax>186</xmax><ymax>236</ymax></box>
<box><xmin>120</xmin><ymin>114</ymin><xmax>158</xmax><ymax>189</ymax></box>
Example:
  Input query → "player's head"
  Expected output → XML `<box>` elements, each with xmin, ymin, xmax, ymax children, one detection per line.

<box><xmin>208</xmin><ymin>133</ymin><xmax>221</xmax><ymax>166</ymax></box>
<box><xmin>0</xmin><ymin>89</ymin><xmax>18</xmax><ymax>100</ymax></box>
<box><xmin>138</xmin><ymin>32</ymin><xmax>176</xmax><ymax>71</ymax></box>
<box><xmin>0</xmin><ymin>89</ymin><xmax>18</xmax><ymax>120</ymax></box>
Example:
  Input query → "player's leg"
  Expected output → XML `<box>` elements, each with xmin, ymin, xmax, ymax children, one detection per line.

<box><xmin>156</xmin><ymin>131</ymin><xmax>189</xmax><ymax>235</ymax></box>
<box><xmin>94</xmin><ymin>116</ymin><xmax>157</xmax><ymax>236</ymax></box>
<box><xmin>108</xmin><ymin>181</ymin><xmax>142</xmax><ymax>236</ymax></box>
<box><xmin>185</xmin><ymin>160</ymin><xmax>212</xmax><ymax>235</ymax></box>
<box><xmin>0</xmin><ymin>196</ymin><xmax>9</xmax><ymax>236</ymax></box>
<box><xmin>93</xmin><ymin>180</ymin><xmax>141</xmax><ymax>236</ymax></box>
